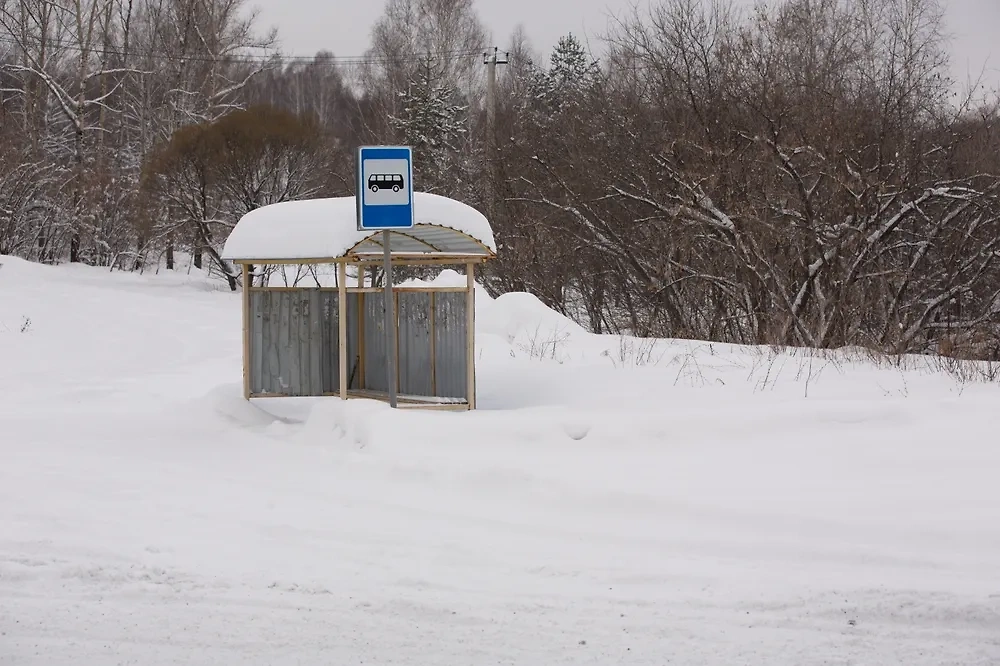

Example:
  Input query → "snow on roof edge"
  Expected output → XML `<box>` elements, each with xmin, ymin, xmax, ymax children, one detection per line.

<box><xmin>221</xmin><ymin>192</ymin><xmax>496</xmax><ymax>262</ymax></box>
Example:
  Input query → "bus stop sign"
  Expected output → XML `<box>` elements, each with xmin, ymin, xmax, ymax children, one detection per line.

<box><xmin>356</xmin><ymin>146</ymin><xmax>415</xmax><ymax>231</ymax></box>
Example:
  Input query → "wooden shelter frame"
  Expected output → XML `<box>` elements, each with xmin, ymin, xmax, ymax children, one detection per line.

<box><xmin>232</xmin><ymin>236</ymin><xmax>492</xmax><ymax>411</ymax></box>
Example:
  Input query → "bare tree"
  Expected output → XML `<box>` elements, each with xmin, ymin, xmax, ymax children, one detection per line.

<box><xmin>142</xmin><ymin>104</ymin><xmax>324</xmax><ymax>288</ymax></box>
<box><xmin>487</xmin><ymin>0</ymin><xmax>1000</xmax><ymax>355</ymax></box>
<box><xmin>359</xmin><ymin>0</ymin><xmax>487</xmax><ymax>139</ymax></box>
<box><xmin>0</xmin><ymin>0</ymin><xmax>142</xmax><ymax>262</ymax></box>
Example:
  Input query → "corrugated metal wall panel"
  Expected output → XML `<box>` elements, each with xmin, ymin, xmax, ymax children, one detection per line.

<box><xmin>346</xmin><ymin>293</ymin><xmax>361</xmax><ymax>390</ymax></box>
<box><xmin>248</xmin><ymin>288</ymin><xmax>468</xmax><ymax>401</ymax></box>
<box><xmin>363</xmin><ymin>291</ymin><xmax>387</xmax><ymax>393</ymax></box>
<box><xmin>307</xmin><ymin>291</ymin><xmax>324</xmax><ymax>393</ymax></box>
<box><xmin>350</xmin><ymin>229</ymin><xmax>491</xmax><ymax>255</ymax></box>
<box><xmin>260</xmin><ymin>291</ymin><xmax>277</xmax><ymax>393</ymax></box>
<box><xmin>434</xmin><ymin>292</ymin><xmax>467</xmax><ymax>399</ymax></box>
<box><xmin>409</xmin><ymin>226</ymin><xmax>487</xmax><ymax>254</ymax></box>
<box><xmin>398</xmin><ymin>292</ymin><xmax>432</xmax><ymax>396</ymax></box>
<box><xmin>250</xmin><ymin>292</ymin><xmax>264</xmax><ymax>394</ymax></box>
<box><xmin>281</xmin><ymin>294</ymin><xmax>293</xmax><ymax>393</ymax></box>
<box><xmin>319</xmin><ymin>292</ymin><xmax>336</xmax><ymax>393</ymax></box>
<box><xmin>249</xmin><ymin>291</ymin><xmax>329</xmax><ymax>396</ymax></box>
<box><xmin>262</xmin><ymin>291</ymin><xmax>276</xmax><ymax>392</ymax></box>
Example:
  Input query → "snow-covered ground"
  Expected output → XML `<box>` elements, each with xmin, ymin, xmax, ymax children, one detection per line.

<box><xmin>1</xmin><ymin>255</ymin><xmax>998</xmax><ymax>665</ymax></box>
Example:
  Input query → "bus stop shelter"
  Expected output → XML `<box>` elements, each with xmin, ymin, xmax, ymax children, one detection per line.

<box><xmin>221</xmin><ymin>192</ymin><xmax>496</xmax><ymax>410</ymax></box>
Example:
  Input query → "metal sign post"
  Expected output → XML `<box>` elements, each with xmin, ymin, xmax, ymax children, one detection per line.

<box><xmin>382</xmin><ymin>229</ymin><xmax>397</xmax><ymax>408</ymax></box>
<box><xmin>357</xmin><ymin>146</ymin><xmax>414</xmax><ymax>409</ymax></box>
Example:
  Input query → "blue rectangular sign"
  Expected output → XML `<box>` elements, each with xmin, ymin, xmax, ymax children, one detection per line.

<box><xmin>356</xmin><ymin>146</ymin><xmax>415</xmax><ymax>231</ymax></box>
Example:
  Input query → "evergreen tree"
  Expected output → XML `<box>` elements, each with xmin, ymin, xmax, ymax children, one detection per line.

<box><xmin>390</xmin><ymin>58</ymin><xmax>468</xmax><ymax>192</ymax></box>
<box><xmin>529</xmin><ymin>33</ymin><xmax>600</xmax><ymax>113</ymax></box>
<box><xmin>549</xmin><ymin>34</ymin><xmax>599</xmax><ymax>91</ymax></box>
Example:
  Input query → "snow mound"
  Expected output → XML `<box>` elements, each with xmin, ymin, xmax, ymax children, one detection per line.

<box><xmin>297</xmin><ymin>397</ymin><xmax>395</xmax><ymax>450</ymax></box>
<box><xmin>293</xmin><ymin>395</ymin><xmax>595</xmax><ymax>455</ymax></box>
<box><xmin>397</xmin><ymin>268</ymin><xmax>467</xmax><ymax>288</ymax></box>
<box><xmin>0</xmin><ymin>254</ymin><xmax>44</xmax><ymax>278</ymax></box>
<box><xmin>477</xmin><ymin>292</ymin><xmax>588</xmax><ymax>355</ymax></box>
<box><xmin>200</xmin><ymin>384</ymin><xmax>284</xmax><ymax>428</ymax></box>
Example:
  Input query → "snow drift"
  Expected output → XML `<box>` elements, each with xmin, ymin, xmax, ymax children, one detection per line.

<box><xmin>1</xmin><ymin>255</ymin><xmax>998</xmax><ymax>665</ymax></box>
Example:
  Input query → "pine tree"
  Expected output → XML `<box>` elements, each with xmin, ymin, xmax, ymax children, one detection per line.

<box><xmin>549</xmin><ymin>34</ymin><xmax>598</xmax><ymax>91</ymax></box>
<box><xmin>529</xmin><ymin>34</ymin><xmax>600</xmax><ymax>113</ymax></box>
<box><xmin>390</xmin><ymin>58</ymin><xmax>468</xmax><ymax>191</ymax></box>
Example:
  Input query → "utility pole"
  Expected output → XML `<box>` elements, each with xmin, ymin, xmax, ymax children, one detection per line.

<box><xmin>483</xmin><ymin>47</ymin><xmax>508</xmax><ymax>223</ymax></box>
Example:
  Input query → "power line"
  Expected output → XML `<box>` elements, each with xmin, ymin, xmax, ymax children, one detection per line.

<box><xmin>0</xmin><ymin>32</ymin><xmax>491</xmax><ymax>66</ymax></box>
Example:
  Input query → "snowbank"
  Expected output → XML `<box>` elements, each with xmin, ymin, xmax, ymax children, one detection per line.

<box><xmin>2</xmin><ymin>256</ymin><xmax>999</xmax><ymax>665</ymax></box>
<box><xmin>397</xmin><ymin>267</ymin><xmax>468</xmax><ymax>288</ymax></box>
<box><xmin>476</xmin><ymin>291</ymin><xmax>589</xmax><ymax>358</ymax></box>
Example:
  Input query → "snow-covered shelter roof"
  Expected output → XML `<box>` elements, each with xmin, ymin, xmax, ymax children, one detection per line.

<box><xmin>222</xmin><ymin>192</ymin><xmax>496</xmax><ymax>263</ymax></box>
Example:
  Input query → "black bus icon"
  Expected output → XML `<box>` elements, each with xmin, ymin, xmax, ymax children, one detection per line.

<box><xmin>368</xmin><ymin>173</ymin><xmax>404</xmax><ymax>193</ymax></box>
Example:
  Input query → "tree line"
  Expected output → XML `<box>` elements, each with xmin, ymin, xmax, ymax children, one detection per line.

<box><xmin>2</xmin><ymin>0</ymin><xmax>999</xmax><ymax>358</ymax></box>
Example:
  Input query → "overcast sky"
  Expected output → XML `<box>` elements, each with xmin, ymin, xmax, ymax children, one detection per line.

<box><xmin>247</xmin><ymin>0</ymin><xmax>1000</xmax><ymax>93</ymax></box>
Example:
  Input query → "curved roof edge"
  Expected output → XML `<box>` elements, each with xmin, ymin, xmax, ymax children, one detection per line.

<box><xmin>222</xmin><ymin>192</ymin><xmax>496</xmax><ymax>262</ymax></box>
